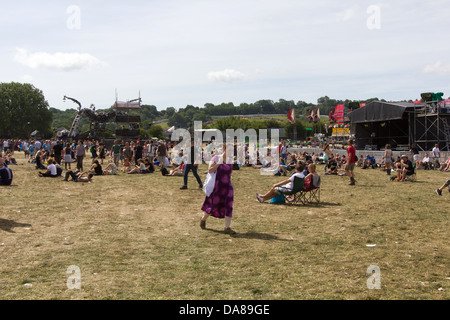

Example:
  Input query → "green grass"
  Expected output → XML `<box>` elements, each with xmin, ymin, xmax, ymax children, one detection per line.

<box><xmin>0</xmin><ymin>153</ymin><xmax>448</xmax><ymax>300</ymax></box>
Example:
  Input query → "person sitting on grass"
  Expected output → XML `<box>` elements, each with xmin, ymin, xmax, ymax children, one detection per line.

<box><xmin>362</xmin><ymin>154</ymin><xmax>376</xmax><ymax>169</ymax></box>
<box><xmin>63</xmin><ymin>170</ymin><xmax>94</xmax><ymax>183</ymax></box>
<box><xmin>325</xmin><ymin>156</ymin><xmax>338</xmax><ymax>175</ymax></box>
<box><xmin>87</xmin><ymin>159</ymin><xmax>104</xmax><ymax>176</ymax></box>
<box><xmin>127</xmin><ymin>159</ymin><xmax>147</xmax><ymax>174</ymax></box>
<box><xmin>0</xmin><ymin>156</ymin><xmax>13</xmax><ymax>186</ymax></box>
<box><xmin>3</xmin><ymin>152</ymin><xmax>17</xmax><ymax>165</ymax></box>
<box><xmin>397</xmin><ymin>155</ymin><xmax>415</xmax><ymax>182</ymax></box>
<box><xmin>338</xmin><ymin>155</ymin><xmax>347</xmax><ymax>169</ymax></box>
<box><xmin>286</xmin><ymin>154</ymin><xmax>297</xmax><ymax>171</ymax></box>
<box><xmin>103</xmin><ymin>160</ymin><xmax>118</xmax><ymax>175</ymax></box>
<box><xmin>256</xmin><ymin>163</ymin><xmax>305</xmax><ymax>203</ymax></box>
<box><xmin>435</xmin><ymin>179</ymin><xmax>450</xmax><ymax>196</ymax></box>
<box><xmin>420</xmin><ymin>153</ymin><xmax>431</xmax><ymax>170</ymax></box>
<box><xmin>121</xmin><ymin>157</ymin><xmax>132</xmax><ymax>173</ymax></box>
<box><xmin>439</xmin><ymin>156</ymin><xmax>450</xmax><ymax>172</ymax></box>
<box><xmin>144</xmin><ymin>158</ymin><xmax>155</xmax><ymax>173</ymax></box>
<box><xmin>169</xmin><ymin>162</ymin><xmax>185</xmax><ymax>176</ymax></box>
<box><xmin>38</xmin><ymin>158</ymin><xmax>59</xmax><ymax>178</ymax></box>
<box><xmin>276</xmin><ymin>157</ymin><xmax>288</xmax><ymax>176</ymax></box>
<box><xmin>35</xmin><ymin>150</ymin><xmax>46</xmax><ymax>170</ymax></box>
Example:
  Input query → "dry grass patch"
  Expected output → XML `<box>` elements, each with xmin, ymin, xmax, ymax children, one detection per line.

<box><xmin>0</xmin><ymin>153</ymin><xmax>448</xmax><ymax>300</ymax></box>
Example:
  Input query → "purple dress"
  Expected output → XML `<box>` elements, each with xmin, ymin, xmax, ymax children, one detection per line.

<box><xmin>201</xmin><ymin>156</ymin><xmax>234</xmax><ymax>219</ymax></box>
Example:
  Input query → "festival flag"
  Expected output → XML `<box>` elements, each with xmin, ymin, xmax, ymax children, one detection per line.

<box><xmin>328</xmin><ymin>110</ymin><xmax>336</xmax><ymax>123</ymax></box>
<box><xmin>334</xmin><ymin>104</ymin><xmax>345</xmax><ymax>124</ymax></box>
<box><xmin>287</xmin><ymin>108</ymin><xmax>296</xmax><ymax>124</ymax></box>
<box><xmin>306</xmin><ymin>108</ymin><xmax>313</xmax><ymax>123</ymax></box>
<box><xmin>313</xmin><ymin>107</ymin><xmax>320</xmax><ymax>123</ymax></box>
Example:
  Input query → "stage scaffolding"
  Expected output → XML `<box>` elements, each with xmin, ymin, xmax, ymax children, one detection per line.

<box><xmin>412</xmin><ymin>100</ymin><xmax>450</xmax><ymax>151</ymax></box>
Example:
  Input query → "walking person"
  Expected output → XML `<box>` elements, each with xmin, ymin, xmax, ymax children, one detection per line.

<box><xmin>410</xmin><ymin>144</ymin><xmax>420</xmax><ymax>168</ymax></box>
<box><xmin>345</xmin><ymin>139</ymin><xmax>357</xmax><ymax>185</ymax></box>
<box><xmin>383</xmin><ymin>144</ymin><xmax>393</xmax><ymax>175</ymax></box>
<box><xmin>435</xmin><ymin>178</ymin><xmax>450</xmax><ymax>196</ymax></box>
<box><xmin>52</xmin><ymin>140</ymin><xmax>63</xmax><ymax>165</ymax></box>
<box><xmin>111</xmin><ymin>140</ymin><xmax>122</xmax><ymax>167</ymax></box>
<box><xmin>180</xmin><ymin>139</ymin><xmax>203</xmax><ymax>190</ymax></box>
<box><xmin>98</xmin><ymin>142</ymin><xmax>106</xmax><ymax>164</ymax></box>
<box><xmin>134</xmin><ymin>141</ymin><xmax>143</xmax><ymax>166</ymax></box>
<box><xmin>200</xmin><ymin>143</ymin><xmax>236</xmax><ymax>234</ymax></box>
<box><xmin>157</xmin><ymin>140</ymin><xmax>167</xmax><ymax>169</ymax></box>
<box><xmin>75</xmin><ymin>140</ymin><xmax>85</xmax><ymax>171</ymax></box>
<box><xmin>432</xmin><ymin>143</ymin><xmax>440</xmax><ymax>168</ymax></box>
<box><xmin>63</xmin><ymin>143</ymin><xmax>73</xmax><ymax>170</ymax></box>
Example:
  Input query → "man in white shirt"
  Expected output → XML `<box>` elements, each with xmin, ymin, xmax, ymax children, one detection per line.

<box><xmin>432</xmin><ymin>144</ymin><xmax>440</xmax><ymax>159</ymax></box>
<box><xmin>38</xmin><ymin>159</ymin><xmax>58</xmax><ymax>177</ymax></box>
<box><xmin>256</xmin><ymin>163</ymin><xmax>305</xmax><ymax>203</ymax></box>
<box><xmin>432</xmin><ymin>144</ymin><xmax>441</xmax><ymax>168</ymax></box>
<box><xmin>421</xmin><ymin>153</ymin><xmax>431</xmax><ymax>170</ymax></box>
<box><xmin>22</xmin><ymin>141</ymin><xmax>29</xmax><ymax>155</ymax></box>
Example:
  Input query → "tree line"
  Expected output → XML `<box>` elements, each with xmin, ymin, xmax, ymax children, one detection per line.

<box><xmin>1</xmin><ymin>81</ymin><xmax>409</xmax><ymax>139</ymax></box>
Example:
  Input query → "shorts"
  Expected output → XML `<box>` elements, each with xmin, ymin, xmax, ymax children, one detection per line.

<box><xmin>385</xmin><ymin>157</ymin><xmax>391</xmax><ymax>163</ymax></box>
<box><xmin>413</xmin><ymin>154</ymin><xmax>419</xmax><ymax>161</ymax></box>
<box><xmin>345</xmin><ymin>162</ymin><xmax>355</xmax><ymax>171</ymax></box>
<box><xmin>275</xmin><ymin>186</ymin><xmax>293</xmax><ymax>194</ymax></box>
<box><xmin>114</xmin><ymin>153</ymin><xmax>121</xmax><ymax>163</ymax></box>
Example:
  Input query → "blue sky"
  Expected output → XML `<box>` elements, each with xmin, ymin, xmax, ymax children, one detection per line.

<box><xmin>1</xmin><ymin>0</ymin><xmax>449</xmax><ymax>110</ymax></box>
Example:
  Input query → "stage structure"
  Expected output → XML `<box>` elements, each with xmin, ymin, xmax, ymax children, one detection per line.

<box><xmin>328</xmin><ymin>104</ymin><xmax>353</xmax><ymax>143</ymax></box>
<box><xmin>64</xmin><ymin>94</ymin><xmax>141</xmax><ymax>140</ymax></box>
<box><xmin>413</xmin><ymin>93</ymin><xmax>450</xmax><ymax>151</ymax></box>
<box><xmin>112</xmin><ymin>94</ymin><xmax>142</xmax><ymax>141</ymax></box>
<box><xmin>349</xmin><ymin>98</ymin><xmax>450</xmax><ymax>151</ymax></box>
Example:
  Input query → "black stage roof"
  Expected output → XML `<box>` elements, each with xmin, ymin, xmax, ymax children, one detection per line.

<box><xmin>349</xmin><ymin>101</ymin><xmax>424</xmax><ymax>124</ymax></box>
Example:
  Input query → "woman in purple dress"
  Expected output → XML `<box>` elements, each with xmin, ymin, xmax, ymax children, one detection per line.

<box><xmin>200</xmin><ymin>143</ymin><xmax>235</xmax><ymax>234</ymax></box>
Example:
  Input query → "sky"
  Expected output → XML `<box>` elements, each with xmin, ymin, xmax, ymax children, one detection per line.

<box><xmin>1</xmin><ymin>0</ymin><xmax>450</xmax><ymax>111</ymax></box>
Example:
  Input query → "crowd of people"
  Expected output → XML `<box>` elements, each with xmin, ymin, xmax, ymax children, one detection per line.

<box><xmin>1</xmin><ymin>136</ymin><xmax>449</xmax><ymax>234</ymax></box>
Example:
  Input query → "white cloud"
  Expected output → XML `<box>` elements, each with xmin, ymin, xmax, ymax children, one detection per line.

<box><xmin>207</xmin><ymin>69</ymin><xmax>247</xmax><ymax>83</ymax></box>
<box><xmin>335</xmin><ymin>7</ymin><xmax>357</xmax><ymax>22</ymax></box>
<box><xmin>22</xmin><ymin>74</ymin><xmax>33</xmax><ymax>82</ymax></box>
<box><xmin>14</xmin><ymin>48</ymin><xmax>105</xmax><ymax>71</ymax></box>
<box><xmin>423</xmin><ymin>61</ymin><xmax>450</xmax><ymax>75</ymax></box>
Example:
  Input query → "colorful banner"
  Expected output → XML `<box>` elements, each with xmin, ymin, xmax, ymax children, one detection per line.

<box><xmin>287</xmin><ymin>108</ymin><xmax>296</xmax><ymax>124</ymax></box>
<box><xmin>334</xmin><ymin>104</ymin><xmax>345</xmax><ymax>124</ymax></box>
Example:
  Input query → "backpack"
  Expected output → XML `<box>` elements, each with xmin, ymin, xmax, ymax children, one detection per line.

<box><xmin>270</xmin><ymin>194</ymin><xmax>286</xmax><ymax>204</ymax></box>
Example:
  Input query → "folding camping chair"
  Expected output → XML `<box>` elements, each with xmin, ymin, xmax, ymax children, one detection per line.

<box><xmin>282</xmin><ymin>177</ymin><xmax>305</xmax><ymax>205</ymax></box>
<box><xmin>297</xmin><ymin>175</ymin><xmax>321</xmax><ymax>204</ymax></box>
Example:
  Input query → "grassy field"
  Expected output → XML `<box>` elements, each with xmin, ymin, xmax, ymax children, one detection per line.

<box><xmin>0</xmin><ymin>153</ymin><xmax>449</xmax><ymax>300</ymax></box>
